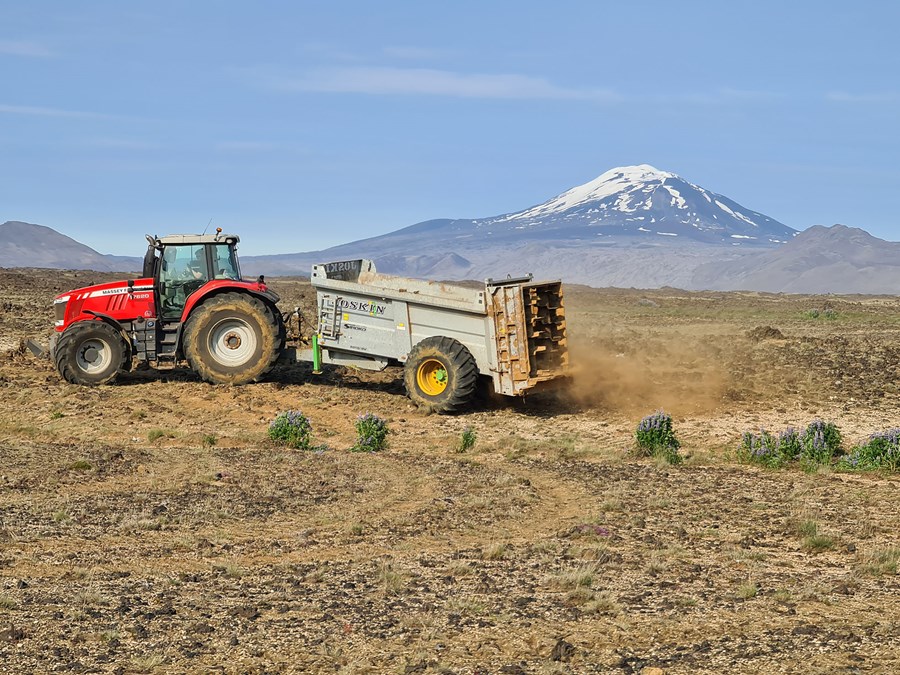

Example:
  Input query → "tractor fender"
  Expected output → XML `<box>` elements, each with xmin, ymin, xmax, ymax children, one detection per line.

<box><xmin>180</xmin><ymin>280</ymin><xmax>281</xmax><ymax>323</ymax></box>
<box><xmin>84</xmin><ymin>309</ymin><xmax>131</xmax><ymax>353</ymax></box>
<box><xmin>83</xmin><ymin>310</ymin><xmax>127</xmax><ymax>334</ymax></box>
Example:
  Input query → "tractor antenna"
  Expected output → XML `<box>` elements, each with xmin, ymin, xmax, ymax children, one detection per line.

<box><xmin>202</xmin><ymin>218</ymin><xmax>213</xmax><ymax>235</ymax></box>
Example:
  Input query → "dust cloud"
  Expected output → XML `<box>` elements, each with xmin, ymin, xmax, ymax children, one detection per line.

<box><xmin>564</xmin><ymin>334</ymin><xmax>729</xmax><ymax>417</ymax></box>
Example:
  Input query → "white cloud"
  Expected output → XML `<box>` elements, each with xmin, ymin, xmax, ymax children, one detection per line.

<box><xmin>826</xmin><ymin>91</ymin><xmax>900</xmax><ymax>103</ymax></box>
<box><xmin>80</xmin><ymin>138</ymin><xmax>160</xmax><ymax>150</ymax></box>
<box><xmin>0</xmin><ymin>39</ymin><xmax>54</xmax><ymax>58</ymax></box>
<box><xmin>215</xmin><ymin>141</ymin><xmax>279</xmax><ymax>152</ymax></box>
<box><xmin>718</xmin><ymin>88</ymin><xmax>782</xmax><ymax>101</ymax></box>
<box><xmin>0</xmin><ymin>103</ymin><xmax>112</xmax><ymax>119</ymax></box>
<box><xmin>671</xmin><ymin>88</ymin><xmax>783</xmax><ymax>105</ymax></box>
<box><xmin>381</xmin><ymin>46</ymin><xmax>448</xmax><ymax>60</ymax></box>
<box><xmin>248</xmin><ymin>66</ymin><xmax>621</xmax><ymax>102</ymax></box>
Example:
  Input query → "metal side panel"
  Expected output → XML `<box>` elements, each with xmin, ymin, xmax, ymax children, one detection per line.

<box><xmin>406</xmin><ymin>303</ymin><xmax>493</xmax><ymax>373</ymax></box>
<box><xmin>312</xmin><ymin>263</ymin><xmax>488</xmax><ymax>314</ymax></box>
<box><xmin>317</xmin><ymin>291</ymin><xmax>404</xmax><ymax>360</ymax></box>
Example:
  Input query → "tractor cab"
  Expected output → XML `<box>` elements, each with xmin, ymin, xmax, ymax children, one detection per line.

<box><xmin>144</xmin><ymin>231</ymin><xmax>242</xmax><ymax>321</ymax></box>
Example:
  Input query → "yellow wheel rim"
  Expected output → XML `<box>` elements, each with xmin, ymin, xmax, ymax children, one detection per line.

<box><xmin>417</xmin><ymin>359</ymin><xmax>448</xmax><ymax>396</ymax></box>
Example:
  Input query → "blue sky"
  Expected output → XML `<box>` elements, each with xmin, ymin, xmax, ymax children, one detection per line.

<box><xmin>2</xmin><ymin>1</ymin><xmax>899</xmax><ymax>255</ymax></box>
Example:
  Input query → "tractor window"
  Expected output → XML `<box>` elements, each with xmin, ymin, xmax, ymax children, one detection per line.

<box><xmin>212</xmin><ymin>244</ymin><xmax>240</xmax><ymax>280</ymax></box>
<box><xmin>159</xmin><ymin>245</ymin><xmax>210</xmax><ymax>320</ymax></box>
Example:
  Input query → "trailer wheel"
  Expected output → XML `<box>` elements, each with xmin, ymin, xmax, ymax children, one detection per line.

<box><xmin>184</xmin><ymin>292</ymin><xmax>281</xmax><ymax>385</ymax></box>
<box><xmin>404</xmin><ymin>336</ymin><xmax>478</xmax><ymax>413</ymax></box>
<box><xmin>55</xmin><ymin>320</ymin><xmax>128</xmax><ymax>386</ymax></box>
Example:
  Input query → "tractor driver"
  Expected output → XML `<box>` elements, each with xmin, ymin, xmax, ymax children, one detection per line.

<box><xmin>185</xmin><ymin>248</ymin><xmax>207</xmax><ymax>280</ymax></box>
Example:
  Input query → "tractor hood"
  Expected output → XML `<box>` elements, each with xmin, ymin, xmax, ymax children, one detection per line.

<box><xmin>54</xmin><ymin>278</ymin><xmax>154</xmax><ymax>329</ymax></box>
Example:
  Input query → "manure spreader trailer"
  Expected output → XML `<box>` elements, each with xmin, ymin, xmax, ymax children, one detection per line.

<box><xmin>42</xmin><ymin>232</ymin><xmax>569</xmax><ymax>412</ymax></box>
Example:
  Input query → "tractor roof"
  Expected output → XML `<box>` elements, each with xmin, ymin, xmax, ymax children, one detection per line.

<box><xmin>157</xmin><ymin>233</ymin><xmax>240</xmax><ymax>246</ymax></box>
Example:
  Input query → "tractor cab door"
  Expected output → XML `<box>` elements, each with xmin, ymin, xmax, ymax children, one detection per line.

<box><xmin>157</xmin><ymin>243</ymin><xmax>242</xmax><ymax>321</ymax></box>
<box><xmin>158</xmin><ymin>244</ymin><xmax>210</xmax><ymax>321</ymax></box>
<box><xmin>210</xmin><ymin>243</ymin><xmax>241</xmax><ymax>280</ymax></box>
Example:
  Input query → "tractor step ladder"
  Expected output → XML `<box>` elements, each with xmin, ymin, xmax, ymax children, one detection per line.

<box><xmin>318</xmin><ymin>295</ymin><xmax>343</xmax><ymax>340</ymax></box>
<box><xmin>157</xmin><ymin>322</ymin><xmax>181</xmax><ymax>359</ymax></box>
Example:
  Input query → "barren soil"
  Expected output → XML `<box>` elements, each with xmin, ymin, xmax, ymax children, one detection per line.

<box><xmin>1</xmin><ymin>269</ymin><xmax>898</xmax><ymax>674</ymax></box>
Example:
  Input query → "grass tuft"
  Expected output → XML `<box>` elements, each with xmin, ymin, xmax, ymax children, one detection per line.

<box><xmin>736</xmin><ymin>581</ymin><xmax>758</xmax><ymax>599</ymax></box>
<box><xmin>859</xmin><ymin>547</ymin><xmax>900</xmax><ymax>576</ymax></box>
<box><xmin>457</xmin><ymin>426</ymin><xmax>477</xmax><ymax>453</ymax></box>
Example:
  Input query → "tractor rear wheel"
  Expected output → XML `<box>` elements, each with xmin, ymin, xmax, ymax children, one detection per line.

<box><xmin>403</xmin><ymin>336</ymin><xmax>478</xmax><ymax>413</ymax></box>
<box><xmin>183</xmin><ymin>292</ymin><xmax>281</xmax><ymax>385</ymax></box>
<box><xmin>55</xmin><ymin>320</ymin><xmax>128</xmax><ymax>386</ymax></box>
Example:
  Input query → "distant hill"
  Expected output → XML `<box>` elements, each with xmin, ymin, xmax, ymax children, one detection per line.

<box><xmin>5</xmin><ymin>168</ymin><xmax>899</xmax><ymax>294</ymax></box>
<box><xmin>692</xmin><ymin>224</ymin><xmax>900</xmax><ymax>294</ymax></box>
<box><xmin>0</xmin><ymin>221</ymin><xmax>140</xmax><ymax>272</ymax></box>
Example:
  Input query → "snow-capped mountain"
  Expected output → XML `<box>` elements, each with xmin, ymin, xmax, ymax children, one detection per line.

<box><xmin>493</xmin><ymin>164</ymin><xmax>796</xmax><ymax>245</ymax></box>
<box><xmin>394</xmin><ymin>164</ymin><xmax>796</xmax><ymax>247</ymax></box>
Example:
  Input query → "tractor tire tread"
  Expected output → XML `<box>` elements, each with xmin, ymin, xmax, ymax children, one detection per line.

<box><xmin>54</xmin><ymin>320</ymin><xmax>128</xmax><ymax>386</ymax></box>
<box><xmin>183</xmin><ymin>292</ymin><xmax>281</xmax><ymax>385</ymax></box>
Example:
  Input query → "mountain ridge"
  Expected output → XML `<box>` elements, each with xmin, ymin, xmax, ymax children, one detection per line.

<box><xmin>0</xmin><ymin>221</ymin><xmax>141</xmax><ymax>272</ymax></box>
<box><xmin>3</xmin><ymin>165</ymin><xmax>898</xmax><ymax>293</ymax></box>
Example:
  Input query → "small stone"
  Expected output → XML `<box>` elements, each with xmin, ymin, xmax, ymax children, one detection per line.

<box><xmin>0</xmin><ymin>626</ymin><xmax>25</xmax><ymax>642</ymax></box>
<box><xmin>229</xmin><ymin>605</ymin><xmax>260</xmax><ymax>620</ymax></box>
<box><xmin>499</xmin><ymin>666</ymin><xmax>527</xmax><ymax>675</ymax></box>
<box><xmin>550</xmin><ymin>638</ymin><xmax>576</xmax><ymax>662</ymax></box>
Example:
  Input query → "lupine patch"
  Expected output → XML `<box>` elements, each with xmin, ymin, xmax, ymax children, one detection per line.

<box><xmin>352</xmin><ymin>413</ymin><xmax>389</xmax><ymax>452</ymax></box>
<box><xmin>840</xmin><ymin>429</ymin><xmax>900</xmax><ymax>471</ymax></box>
<box><xmin>739</xmin><ymin>420</ymin><xmax>842</xmax><ymax>469</ymax></box>
<box><xmin>800</xmin><ymin>420</ymin><xmax>842</xmax><ymax>466</ymax></box>
<box><xmin>268</xmin><ymin>410</ymin><xmax>315</xmax><ymax>450</ymax></box>
<box><xmin>635</xmin><ymin>410</ymin><xmax>682</xmax><ymax>465</ymax></box>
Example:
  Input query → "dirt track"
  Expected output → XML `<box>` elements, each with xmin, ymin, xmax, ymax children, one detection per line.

<box><xmin>1</xmin><ymin>269</ymin><xmax>899</xmax><ymax>674</ymax></box>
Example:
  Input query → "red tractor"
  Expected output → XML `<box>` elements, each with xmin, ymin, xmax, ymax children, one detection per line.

<box><xmin>51</xmin><ymin>231</ymin><xmax>284</xmax><ymax>386</ymax></box>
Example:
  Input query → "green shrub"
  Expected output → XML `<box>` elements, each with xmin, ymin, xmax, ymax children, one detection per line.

<box><xmin>802</xmin><ymin>308</ymin><xmax>838</xmax><ymax>320</ymax></box>
<box><xmin>800</xmin><ymin>420</ymin><xmax>842</xmax><ymax>466</ymax></box>
<box><xmin>635</xmin><ymin>411</ymin><xmax>682</xmax><ymax>465</ymax></box>
<box><xmin>147</xmin><ymin>429</ymin><xmax>174</xmax><ymax>442</ymax></box>
<box><xmin>839</xmin><ymin>429</ymin><xmax>900</xmax><ymax>471</ymax></box>
<box><xmin>352</xmin><ymin>413</ymin><xmax>388</xmax><ymax>452</ymax></box>
<box><xmin>739</xmin><ymin>421</ymin><xmax>841</xmax><ymax>469</ymax></box>
<box><xmin>738</xmin><ymin>427</ymin><xmax>801</xmax><ymax>468</ymax></box>
<box><xmin>268</xmin><ymin>411</ymin><xmax>314</xmax><ymax>450</ymax></box>
<box><xmin>457</xmin><ymin>426</ymin><xmax>477</xmax><ymax>453</ymax></box>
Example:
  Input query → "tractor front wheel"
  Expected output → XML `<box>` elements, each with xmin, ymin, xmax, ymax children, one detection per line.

<box><xmin>55</xmin><ymin>320</ymin><xmax>128</xmax><ymax>386</ymax></box>
<box><xmin>183</xmin><ymin>292</ymin><xmax>281</xmax><ymax>385</ymax></box>
<box><xmin>403</xmin><ymin>336</ymin><xmax>478</xmax><ymax>413</ymax></box>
